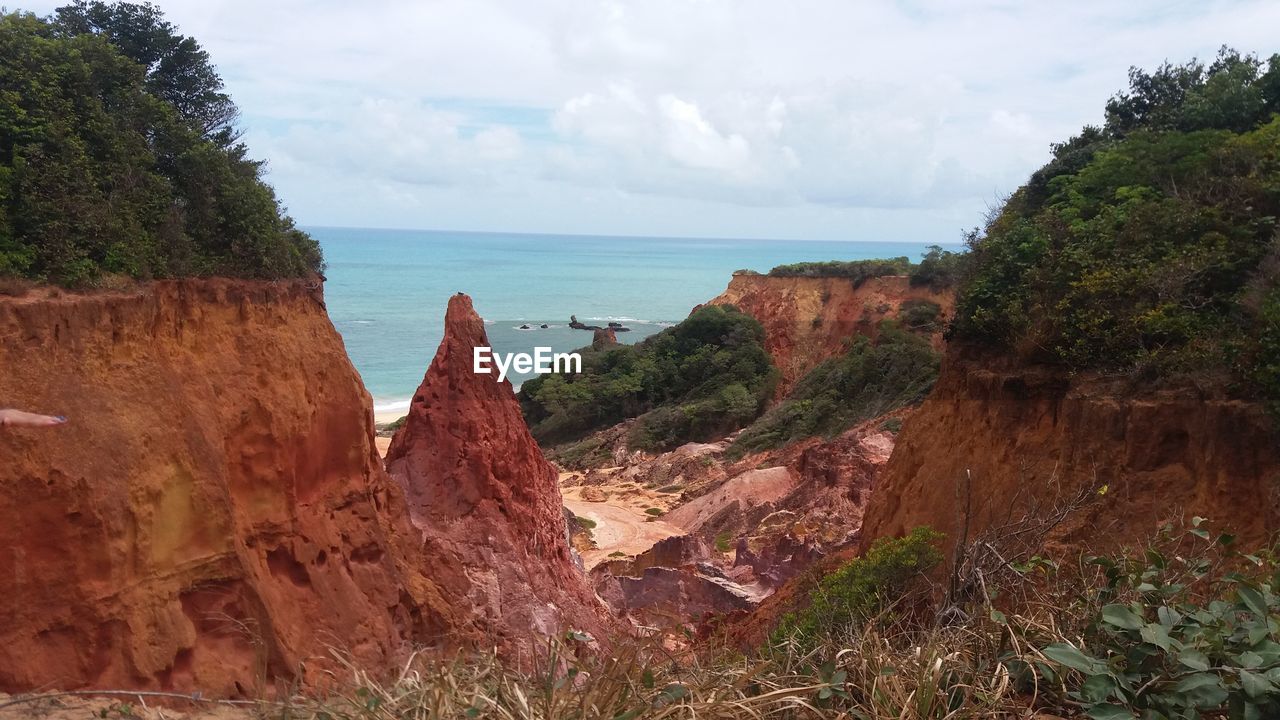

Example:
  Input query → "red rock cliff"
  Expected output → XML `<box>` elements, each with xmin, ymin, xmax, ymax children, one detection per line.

<box><xmin>385</xmin><ymin>293</ymin><xmax>615</xmax><ymax>656</ymax></box>
<box><xmin>860</xmin><ymin>349</ymin><xmax>1280</xmax><ymax>562</ymax></box>
<box><xmin>708</xmin><ymin>274</ymin><xmax>953</xmax><ymax>395</ymax></box>
<box><xmin>0</xmin><ymin>280</ymin><xmax>457</xmax><ymax>696</ymax></box>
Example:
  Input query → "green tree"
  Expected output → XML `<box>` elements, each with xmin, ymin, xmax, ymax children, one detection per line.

<box><xmin>52</xmin><ymin>1</ymin><xmax>239</xmax><ymax>143</ymax></box>
<box><xmin>953</xmin><ymin>49</ymin><xmax>1280</xmax><ymax>412</ymax></box>
<box><xmin>0</xmin><ymin>7</ymin><xmax>320</xmax><ymax>286</ymax></box>
<box><xmin>520</xmin><ymin>305</ymin><xmax>778</xmax><ymax>451</ymax></box>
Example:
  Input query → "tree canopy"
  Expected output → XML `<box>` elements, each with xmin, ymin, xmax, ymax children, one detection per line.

<box><xmin>519</xmin><ymin>305</ymin><xmax>778</xmax><ymax>452</ymax></box>
<box><xmin>952</xmin><ymin>48</ymin><xmax>1280</xmax><ymax>412</ymax></box>
<box><xmin>0</xmin><ymin>4</ymin><xmax>320</xmax><ymax>286</ymax></box>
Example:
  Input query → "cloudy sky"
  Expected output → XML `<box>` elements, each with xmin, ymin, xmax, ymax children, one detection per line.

<box><xmin>25</xmin><ymin>0</ymin><xmax>1280</xmax><ymax>241</ymax></box>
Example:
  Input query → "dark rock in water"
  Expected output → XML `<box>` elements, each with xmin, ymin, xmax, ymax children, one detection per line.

<box><xmin>571</xmin><ymin>315</ymin><xmax>631</xmax><ymax>333</ymax></box>
<box><xmin>540</xmin><ymin>324</ymin><xmax>549</xmax><ymax>329</ymax></box>
<box><xmin>569</xmin><ymin>314</ymin><xmax>598</xmax><ymax>331</ymax></box>
<box><xmin>519</xmin><ymin>324</ymin><xmax>531</xmax><ymax>329</ymax></box>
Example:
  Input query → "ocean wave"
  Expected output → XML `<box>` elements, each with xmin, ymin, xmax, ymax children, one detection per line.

<box><xmin>584</xmin><ymin>316</ymin><xmax>645</xmax><ymax>323</ymax></box>
<box><xmin>373</xmin><ymin>399</ymin><xmax>412</xmax><ymax>413</ymax></box>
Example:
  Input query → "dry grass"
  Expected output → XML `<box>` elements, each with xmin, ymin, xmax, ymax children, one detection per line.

<box><xmin>259</xmin><ymin>616</ymin><xmax>1046</xmax><ymax>720</ymax></box>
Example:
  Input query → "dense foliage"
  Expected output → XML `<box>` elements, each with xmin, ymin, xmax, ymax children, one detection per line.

<box><xmin>772</xmin><ymin>527</ymin><xmax>943</xmax><ymax>649</ymax></box>
<box><xmin>1028</xmin><ymin>520</ymin><xmax>1280</xmax><ymax>720</ymax></box>
<box><xmin>0</xmin><ymin>4</ymin><xmax>320</xmax><ymax>286</ymax></box>
<box><xmin>953</xmin><ymin>49</ymin><xmax>1280</xmax><ymax>411</ymax></box>
<box><xmin>519</xmin><ymin>305</ymin><xmax>778</xmax><ymax>452</ymax></box>
<box><xmin>767</xmin><ymin>256</ymin><xmax>912</xmax><ymax>283</ymax></box>
<box><xmin>727</xmin><ymin>321</ymin><xmax>940</xmax><ymax>456</ymax></box>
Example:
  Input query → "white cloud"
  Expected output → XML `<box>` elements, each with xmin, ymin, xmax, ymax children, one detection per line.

<box><xmin>20</xmin><ymin>0</ymin><xmax>1280</xmax><ymax>239</ymax></box>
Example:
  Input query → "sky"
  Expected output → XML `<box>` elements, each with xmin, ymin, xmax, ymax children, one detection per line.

<box><xmin>21</xmin><ymin>0</ymin><xmax>1280</xmax><ymax>241</ymax></box>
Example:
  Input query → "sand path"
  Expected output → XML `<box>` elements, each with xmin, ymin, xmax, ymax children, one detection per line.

<box><xmin>563</xmin><ymin>490</ymin><xmax>684</xmax><ymax>569</ymax></box>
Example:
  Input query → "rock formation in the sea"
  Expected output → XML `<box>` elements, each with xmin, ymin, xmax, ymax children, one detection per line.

<box><xmin>0</xmin><ymin>280</ymin><xmax>457</xmax><ymax>696</ymax></box>
<box><xmin>860</xmin><ymin>350</ymin><xmax>1280</xmax><ymax>564</ymax></box>
<box><xmin>570</xmin><ymin>315</ymin><xmax>629</xmax><ymax>333</ymax></box>
<box><xmin>707</xmin><ymin>273</ymin><xmax>953</xmax><ymax>395</ymax></box>
<box><xmin>385</xmin><ymin>293</ymin><xmax>615</xmax><ymax>655</ymax></box>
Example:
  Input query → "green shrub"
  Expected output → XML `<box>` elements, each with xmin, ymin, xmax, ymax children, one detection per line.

<box><xmin>715</xmin><ymin>531</ymin><xmax>733</xmax><ymax>553</ymax></box>
<box><xmin>909</xmin><ymin>245</ymin><xmax>965</xmax><ymax>290</ymax></box>
<box><xmin>0</xmin><ymin>6</ymin><xmax>321</xmax><ymax>286</ymax></box>
<box><xmin>899</xmin><ymin>299</ymin><xmax>943</xmax><ymax>334</ymax></box>
<box><xmin>1030</xmin><ymin>519</ymin><xmax>1280</xmax><ymax>719</ymax></box>
<box><xmin>767</xmin><ymin>249</ymin><xmax>965</xmax><ymax>292</ymax></box>
<box><xmin>768</xmin><ymin>257</ymin><xmax>911</xmax><ymax>285</ymax></box>
<box><xmin>728</xmin><ymin>321</ymin><xmax>939</xmax><ymax>456</ymax></box>
<box><xmin>645</xmin><ymin>507</ymin><xmax>664</xmax><ymax>517</ymax></box>
<box><xmin>548</xmin><ymin>434</ymin><xmax>615</xmax><ymax>470</ymax></box>
<box><xmin>520</xmin><ymin>305</ymin><xmax>778</xmax><ymax>452</ymax></box>
<box><xmin>376</xmin><ymin>415</ymin><xmax>408</xmax><ymax>435</ymax></box>
<box><xmin>772</xmin><ymin>527</ymin><xmax>943</xmax><ymax>647</ymax></box>
<box><xmin>878</xmin><ymin>417</ymin><xmax>904</xmax><ymax>433</ymax></box>
<box><xmin>952</xmin><ymin>49</ymin><xmax>1280</xmax><ymax>411</ymax></box>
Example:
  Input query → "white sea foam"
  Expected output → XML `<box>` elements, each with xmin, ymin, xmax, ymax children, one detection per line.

<box><xmin>374</xmin><ymin>398</ymin><xmax>412</xmax><ymax>413</ymax></box>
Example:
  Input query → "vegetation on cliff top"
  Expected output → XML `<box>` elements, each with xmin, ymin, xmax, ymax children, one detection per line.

<box><xmin>519</xmin><ymin>304</ymin><xmax>778</xmax><ymax>453</ymax></box>
<box><xmin>0</xmin><ymin>3</ymin><xmax>321</xmax><ymax>287</ymax></box>
<box><xmin>766</xmin><ymin>245</ymin><xmax>964</xmax><ymax>290</ymax></box>
<box><xmin>727</xmin><ymin>320</ymin><xmax>940</xmax><ymax>457</ymax></box>
<box><xmin>953</xmin><ymin>48</ymin><xmax>1280</xmax><ymax>412</ymax></box>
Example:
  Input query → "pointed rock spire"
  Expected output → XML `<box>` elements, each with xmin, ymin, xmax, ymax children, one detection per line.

<box><xmin>386</xmin><ymin>293</ymin><xmax>615</xmax><ymax>655</ymax></box>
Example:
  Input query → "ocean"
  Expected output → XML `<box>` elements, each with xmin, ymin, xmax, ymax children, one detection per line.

<box><xmin>313</xmin><ymin>227</ymin><xmax>961</xmax><ymax>416</ymax></box>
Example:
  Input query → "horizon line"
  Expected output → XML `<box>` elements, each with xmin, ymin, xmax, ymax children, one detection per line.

<box><xmin>300</xmin><ymin>224</ymin><xmax>966</xmax><ymax>246</ymax></box>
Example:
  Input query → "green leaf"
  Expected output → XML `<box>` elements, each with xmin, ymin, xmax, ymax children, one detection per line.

<box><xmin>1081</xmin><ymin>673</ymin><xmax>1117</xmax><ymax>703</ymax></box>
<box><xmin>1240</xmin><ymin>669</ymin><xmax>1275</xmax><ymax>699</ymax></box>
<box><xmin>1178</xmin><ymin>649</ymin><xmax>1210</xmax><ymax>671</ymax></box>
<box><xmin>1239</xmin><ymin>586</ymin><xmax>1271</xmax><ymax>619</ymax></box>
<box><xmin>1141</xmin><ymin>623</ymin><xmax>1176</xmax><ymax>651</ymax></box>
<box><xmin>1177</xmin><ymin>672</ymin><xmax>1229</xmax><ymax>708</ymax></box>
<box><xmin>660</xmin><ymin>683</ymin><xmax>688</xmax><ymax>700</ymax></box>
<box><xmin>990</xmin><ymin>608</ymin><xmax>1008</xmax><ymax>626</ymax></box>
<box><xmin>1087</xmin><ymin>703</ymin><xmax>1137</xmax><ymax>720</ymax></box>
<box><xmin>1238</xmin><ymin>650</ymin><xmax>1265</xmax><ymax>669</ymax></box>
<box><xmin>1043</xmin><ymin>643</ymin><xmax>1104</xmax><ymax>673</ymax></box>
<box><xmin>1176</xmin><ymin>673</ymin><xmax>1223</xmax><ymax>693</ymax></box>
<box><xmin>1103</xmin><ymin>604</ymin><xmax>1145</xmax><ymax>631</ymax></box>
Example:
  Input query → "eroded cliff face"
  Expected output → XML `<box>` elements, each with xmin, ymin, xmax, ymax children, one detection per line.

<box><xmin>860</xmin><ymin>349</ymin><xmax>1280</xmax><ymax>562</ymax></box>
<box><xmin>0</xmin><ymin>280</ymin><xmax>456</xmax><ymax>696</ymax></box>
<box><xmin>385</xmin><ymin>294</ymin><xmax>615</xmax><ymax>656</ymax></box>
<box><xmin>708</xmin><ymin>274</ymin><xmax>953</xmax><ymax>395</ymax></box>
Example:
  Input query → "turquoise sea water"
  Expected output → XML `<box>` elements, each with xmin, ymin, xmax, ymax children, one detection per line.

<box><xmin>313</xmin><ymin>227</ymin><xmax>961</xmax><ymax>414</ymax></box>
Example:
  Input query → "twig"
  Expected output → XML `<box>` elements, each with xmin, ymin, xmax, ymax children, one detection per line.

<box><xmin>0</xmin><ymin>690</ymin><xmax>269</xmax><ymax>711</ymax></box>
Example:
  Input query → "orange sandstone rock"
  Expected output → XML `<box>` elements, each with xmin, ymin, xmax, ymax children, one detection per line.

<box><xmin>707</xmin><ymin>273</ymin><xmax>953</xmax><ymax>396</ymax></box>
<box><xmin>0</xmin><ymin>279</ymin><xmax>456</xmax><ymax>696</ymax></box>
<box><xmin>860</xmin><ymin>350</ymin><xmax>1280</xmax><ymax>563</ymax></box>
<box><xmin>385</xmin><ymin>293</ymin><xmax>615</xmax><ymax>658</ymax></box>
